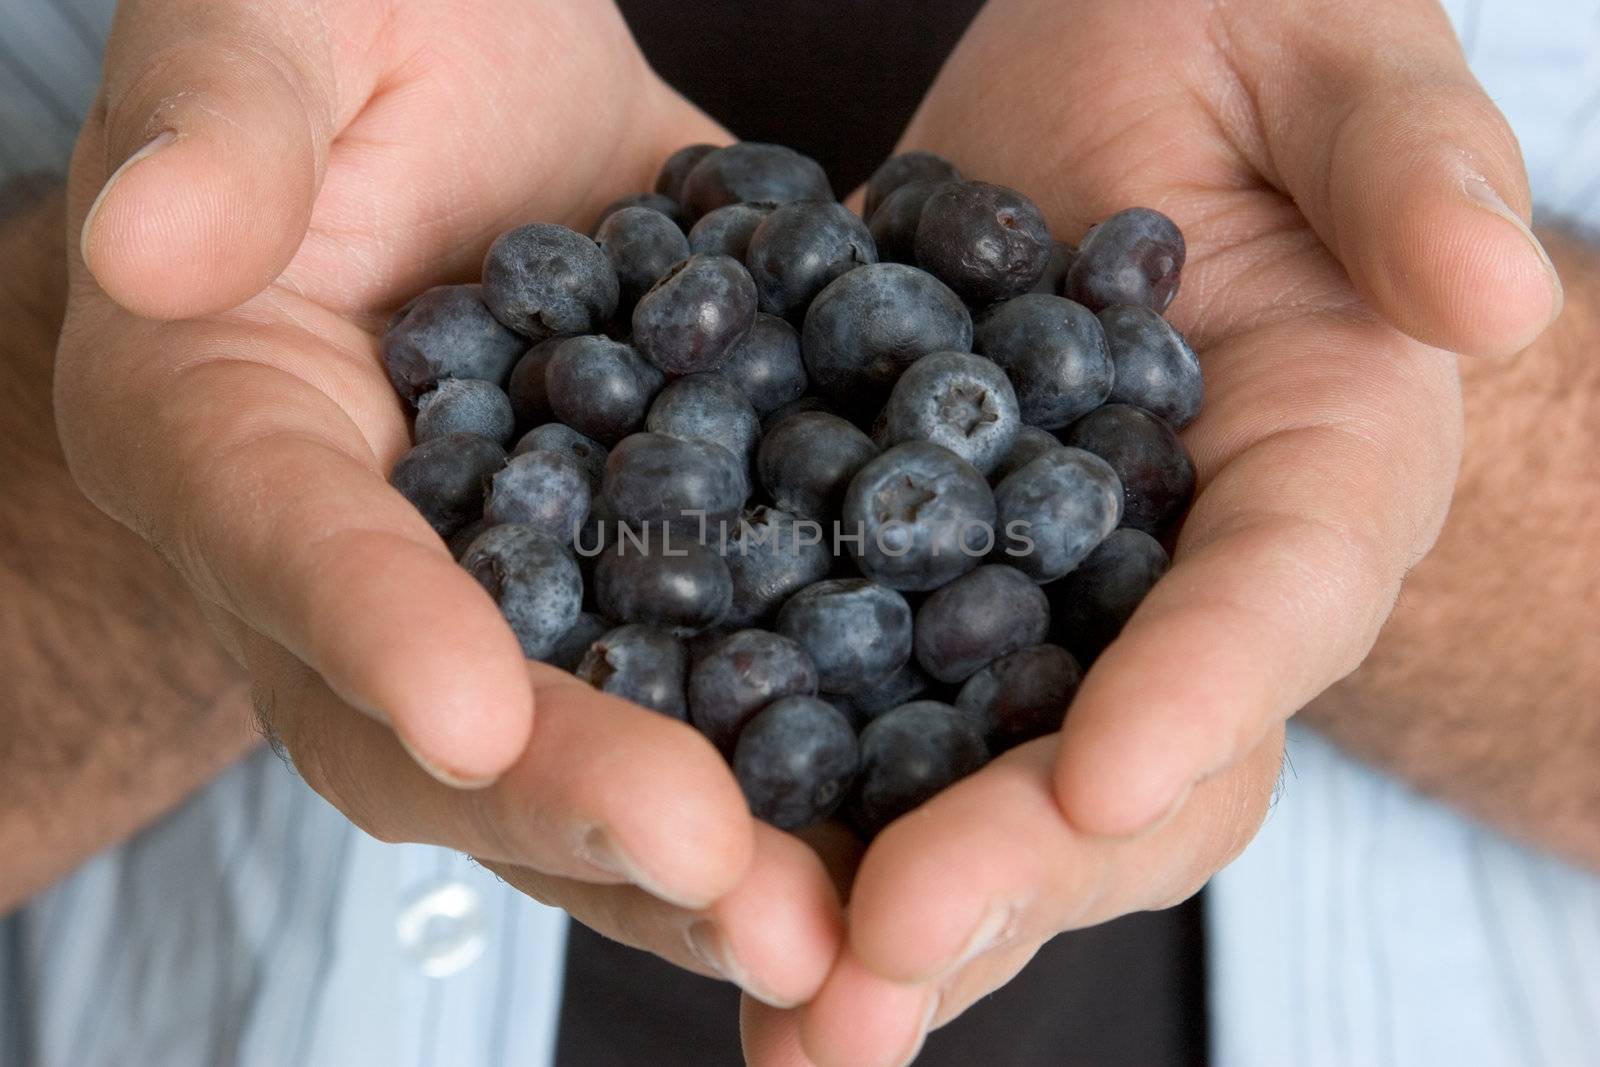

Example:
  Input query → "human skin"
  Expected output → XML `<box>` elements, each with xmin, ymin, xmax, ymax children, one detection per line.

<box><xmin>25</xmin><ymin>0</ymin><xmax>1579</xmax><ymax>1060</ymax></box>
<box><xmin>741</xmin><ymin>0</ymin><xmax>1568</xmax><ymax>1061</ymax></box>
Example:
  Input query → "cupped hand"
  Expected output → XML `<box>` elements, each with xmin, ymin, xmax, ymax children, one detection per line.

<box><xmin>54</xmin><ymin>0</ymin><xmax>840</xmax><ymax>1005</ymax></box>
<box><xmin>747</xmin><ymin>0</ymin><xmax>1557</xmax><ymax>1061</ymax></box>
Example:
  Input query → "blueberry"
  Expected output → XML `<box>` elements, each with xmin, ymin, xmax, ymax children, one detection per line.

<box><xmin>544</xmin><ymin>336</ymin><xmax>664</xmax><ymax>445</ymax></box>
<box><xmin>847</xmin><ymin>700</ymin><xmax>989</xmax><ymax>838</ymax></box>
<box><xmin>881</xmin><ymin>351</ymin><xmax>1020</xmax><ymax>476</ymax></box>
<box><xmin>1061</xmin><ymin>404</ymin><xmax>1195</xmax><ymax>534</ymax></box>
<box><xmin>544</xmin><ymin>611</ymin><xmax>611</xmax><ymax>673</ymax></box>
<box><xmin>647</xmin><ymin>374</ymin><xmax>761</xmax><ymax>463</ymax></box>
<box><xmin>776</xmin><ymin>578</ymin><xmax>913</xmax><ymax>694</ymax></box>
<box><xmin>842</xmin><ymin>442</ymin><xmax>996</xmax><ymax>592</ymax></box>
<box><xmin>991</xmin><ymin>425</ymin><xmax>1060</xmax><ymax>483</ymax></box>
<box><xmin>688</xmin><ymin>629</ymin><xmax>819</xmax><ymax>752</ymax></box>
<box><xmin>594</xmin><ymin>206</ymin><xmax>692</xmax><ymax>310</ymax></box>
<box><xmin>484</xmin><ymin>449</ymin><xmax>591</xmax><ymax>539</ymax></box>
<box><xmin>994</xmin><ymin>446</ymin><xmax>1123</xmax><ymax>581</ymax></box>
<box><xmin>595</xmin><ymin>535</ymin><xmax>732</xmax><ymax>635</ymax></box>
<box><xmin>757</xmin><ymin>411</ymin><xmax>878</xmax><ymax>520</ymax></box>
<box><xmin>721</xmin><ymin>506</ymin><xmax>835</xmax><ymax>628</ymax></box>
<box><xmin>1065</xmin><ymin>207</ymin><xmax>1185</xmax><ymax>313</ymax></box>
<box><xmin>745</xmin><ymin>200</ymin><xmax>877</xmax><ymax>319</ymax></box>
<box><xmin>506</xmin><ymin>338</ymin><xmax>563</xmax><ymax>429</ymax></box>
<box><xmin>594</xmin><ymin>192</ymin><xmax>685</xmax><ymax>232</ymax></box>
<box><xmin>829</xmin><ymin>660</ymin><xmax>931</xmax><ymax>723</ymax></box>
<box><xmin>382</xmin><ymin>284</ymin><xmax>526</xmax><ymax>403</ymax></box>
<box><xmin>461</xmin><ymin>523</ymin><xmax>583</xmax><ymax>660</ymax></box>
<box><xmin>1029</xmin><ymin>241</ymin><xmax>1077</xmax><ymax>296</ymax></box>
<box><xmin>762</xmin><ymin>395</ymin><xmax>836</xmax><ymax>429</ymax></box>
<box><xmin>717</xmin><ymin>313</ymin><xmax>808</xmax><ymax>417</ymax></box>
<box><xmin>601</xmin><ymin>432</ymin><xmax>749</xmax><ymax>535</ymax></box>
<box><xmin>955</xmin><ymin>644</ymin><xmax>1082</xmax><ymax>751</ymax></box>
<box><xmin>680</xmin><ymin>142</ymin><xmax>833</xmax><ymax>221</ymax></box>
<box><xmin>863</xmin><ymin>151</ymin><xmax>963</xmax><ymax>221</ymax></box>
<box><xmin>733</xmin><ymin>696</ymin><xmax>859</xmax><ymax>830</ymax></box>
<box><xmin>915</xmin><ymin>181</ymin><xmax>1052</xmax><ymax>305</ymax></box>
<box><xmin>801</xmin><ymin>263</ymin><xmax>972</xmax><ymax>408</ymax></box>
<box><xmin>657</xmin><ymin>144</ymin><xmax>720</xmax><ymax>201</ymax></box>
<box><xmin>1099</xmin><ymin>305</ymin><xmax>1203</xmax><ymax>429</ymax></box>
<box><xmin>632</xmin><ymin>254</ymin><xmax>758</xmax><ymax>375</ymax></box>
<box><xmin>511</xmin><ymin>423</ymin><xmax>608</xmax><ymax>491</ymax></box>
<box><xmin>414</xmin><ymin>379</ymin><xmax>516</xmax><ymax>446</ymax></box>
<box><xmin>576</xmin><ymin>623</ymin><xmax>689</xmax><ymax>719</ymax></box>
<box><xmin>390</xmin><ymin>432</ymin><xmax>505</xmax><ymax>537</ymax></box>
<box><xmin>867</xmin><ymin>179</ymin><xmax>955</xmax><ymax>265</ymax></box>
<box><xmin>973</xmin><ymin>294</ymin><xmax>1114</xmax><ymax>429</ymax></box>
<box><xmin>1048</xmin><ymin>527</ymin><xmax>1170</xmax><ymax>661</ymax></box>
<box><xmin>913</xmin><ymin>565</ymin><xmax>1051</xmax><ymax>683</ymax></box>
<box><xmin>481</xmin><ymin>223</ymin><xmax>620</xmax><ymax>339</ymax></box>
<box><xmin>688</xmin><ymin>202</ymin><xmax>777</xmax><ymax>260</ymax></box>
<box><xmin>447</xmin><ymin>517</ymin><xmax>492</xmax><ymax>562</ymax></box>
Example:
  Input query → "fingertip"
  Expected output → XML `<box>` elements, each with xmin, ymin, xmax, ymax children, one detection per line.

<box><xmin>1354</xmin><ymin>172</ymin><xmax>1561</xmax><ymax>359</ymax></box>
<box><xmin>798</xmin><ymin>953</ymin><xmax>931</xmax><ymax>1067</ymax></box>
<box><xmin>82</xmin><ymin>122</ymin><xmax>315</xmax><ymax>320</ymax></box>
<box><xmin>567</xmin><ymin>689</ymin><xmax>756</xmax><ymax>907</ymax></box>
<box><xmin>308</xmin><ymin>537</ymin><xmax>536</xmax><ymax>788</ymax></box>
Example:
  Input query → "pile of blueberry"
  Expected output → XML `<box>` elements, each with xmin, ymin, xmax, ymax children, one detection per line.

<box><xmin>384</xmin><ymin>142</ymin><xmax>1198</xmax><ymax>838</ymax></box>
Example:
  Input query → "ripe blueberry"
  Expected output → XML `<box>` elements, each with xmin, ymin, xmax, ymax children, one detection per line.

<box><xmin>913</xmin><ymin>564</ymin><xmax>1051</xmax><ymax>683</ymax></box>
<box><xmin>847</xmin><ymin>700</ymin><xmax>988</xmax><ymax>838</ymax></box>
<box><xmin>688</xmin><ymin>629</ymin><xmax>819</xmax><ymax>752</ymax></box>
<box><xmin>601</xmin><ymin>432</ymin><xmax>749</xmax><ymax>535</ymax></box>
<box><xmin>757</xmin><ymin>411</ymin><xmax>878</xmax><ymax>520</ymax></box>
<box><xmin>1048</xmin><ymin>527</ymin><xmax>1170</xmax><ymax>661</ymax></box>
<box><xmin>1099</xmin><ymin>305</ymin><xmax>1203</xmax><ymax>429</ymax></box>
<box><xmin>414</xmin><ymin>379</ymin><xmax>516</xmax><ymax>446</ymax></box>
<box><xmin>511</xmin><ymin>423</ymin><xmax>608</xmax><ymax>491</ymax></box>
<box><xmin>1065</xmin><ymin>207</ymin><xmax>1185</xmax><ymax>314</ymax></box>
<box><xmin>382</xmin><ymin>284</ymin><xmax>525</xmax><ymax>403</ymax></box>
<box><xmin>717</xmin><ymin>313</ymin><xmax>808</xmax><ymax>417</ymax></box>
<box><xmin>776</xmin><ymin>578</ymin><xmax>913</xmax><ymax>695</ymax></box>
<box><xmin>1061</xmin><ymin>404</ymin><xmax>1195</xmax><ymax>534</ymax></box>
<box><xmin>745</xmin><ymin>200</ymin><xmax>877</xmax><ymax>319</ymax></box>
<box><xmin>688</xmin><ymin>202</ymin><xmax>776</xmax><ymax>260</ymax></box>
<box><xmin>576</xmin><ymin>623</ymin><xmax>689</xmax><ymax>719</ymax></box>
<box><xmin>595</xmin><ymin>536</ymin><xmax>733</xmax><ymax>636</ymax></box>
<box><xmin>733</xmin><ymin>696</ymin><xmax>859</xmax><ymax>830</ymax></box>
<box><xmin>955</xmin><ymin>644</ymin><xmax>1083</xmax><ymax>751</ymax></box>
<box><xmin>481</xmin><ymin>223</ymin><xmax>620</xmax><ymax>339</ymax></box>
<box><xmin>973</xmin><ymin>293</ymin><xmax>1114</xmax><ymax>429</ymax></box>
<box><xmin>994</xmin><ymin>446</ymin><xmax>1123</xmax><ymax>581</ymax></box>
<box><xmin>842</xmin><ymin>442</ymin><xmax>996</xmax><ymax>592</ymax></box>
<box><xmin>632</xmin><ymin>254</ymin><xmax>758</xmax><ymax>375</ymax></box>
<box><xmin>720</xmin><ymin>506</ymin><xmax>835</xmax><ymax>628</ymax></box>
<box><xmin>461</xmin><ymin>523</ymin><xmax>583</xmax><ymax>660</ymax></box>
<box><xmin>484</xmin><ymin>449</ymin><xmax>591</xmax><ymax>540</ymax></box>
<box><xmin>390</xmin><ymin>432</ymin><xmax>505</xmax><ymax>537</ymax></box>
<box><xmin>915</xmin><ymin>181</ymin><xmax>1052</xmax><ymax>305</ymax></box>
<box><xmin>863</xmin><ymin>151</ymin><xmax>963</xmax><ymax>221</ymax></box>
<box><xmin>544</xmin><ymin>336</ymin><xmax>664</xmax><ymax>445</ymax></box>
<box><xmin>594</xmin><ymin>206</ymin><xmax>691</xmax><ymax>310</ymax></box>
<box><xmin>881</xmin><ymin>351</ymin><xmax>1020</xmax><ymax>476</ymax></box>
<box><xmin>680</xmin><ymin>142</ymin><xmax>833</xmax><ymax>220</ymax></box>
<box><xmin>647</xmin><ymin>374</ymin><xmax>761</xmax><ymax>464</ymax></box>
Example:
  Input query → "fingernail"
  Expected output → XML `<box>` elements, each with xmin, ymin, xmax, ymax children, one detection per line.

<box><xmin>686</xmin><ymin>921</ymin><xmax>796</xmax><ymax>1008</ymax></box>
<box><xmin>893</xmin><ymin>991</ymin><xmax>942</xmax><ymax>1067</ymax></box>
<box><xmin>935</xmin><ymin>899</ymin><xmax>1015</xmax><ymax>980</ymax></box>
<box><xmin>576</xmin><ymin>825</ymin><xmax>707</xmax><ymax>909</ymax></box>
<box><xmin>81</xmin><ymin>130</ymin><xmax>176</xmax><ymax>267</ymax></box>
<box><xmin>1464</xmin><ymin>173</ymin><xmax>1564</xmax><ymax>325</ymax></box>
<box><xmin>396</xmin><ymin>733</ymin><xmax>498</xmax><ymax>790</ymax></box>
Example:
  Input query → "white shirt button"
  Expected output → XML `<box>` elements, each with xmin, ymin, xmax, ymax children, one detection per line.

<box><xmin>396</xmin><ymin>879</ymin><xmax>487</xmax><ymax>977</ymax></box>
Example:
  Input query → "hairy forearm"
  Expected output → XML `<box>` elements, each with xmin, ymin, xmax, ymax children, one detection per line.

<box><xmin>0</xmin><ymin>183</ymin><xmax>257</xmax><ymax>912</ymax></box>
<box><xmin>1304</xmin><ymin>228</ymin><xmax>1600</xmax><ymax>868</ymax></box>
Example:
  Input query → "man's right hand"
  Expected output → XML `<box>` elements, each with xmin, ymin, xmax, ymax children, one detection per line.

<box><xmin>54</xmin><ymin>0</ymin><xmax>841</xmax><ymax>1008</ymax></box>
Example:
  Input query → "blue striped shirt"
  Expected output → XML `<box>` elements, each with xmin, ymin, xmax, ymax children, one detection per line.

<box><xmin>2</xmin><ymin>1</ymin><xmax>1598</xmax><ymax>1064</ymax></box>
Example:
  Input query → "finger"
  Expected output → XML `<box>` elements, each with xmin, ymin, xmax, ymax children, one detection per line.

<box><xmin>1219</xmin><ymin>0</ymin><xmax>1561</xmax><ymax>357</ymax></box>
<box><xmin>484</xmin><ymin>823</ymin><xmax>841</xmax><ymax>1009</ymax></box>
<box><xmin>74</xmin><ymin>0</ymin><xmax>373</xmax><ymax>319</ymax></box>
<box><xmin>794</xmin><ymin>734</ymin><xmax>1279</xmax><ymax>1067</ymax></box>
<box><xmin>1055</xmin><ymin>308</ymin><xmax>1460</xmax><ymax>834</ymax></box>
<box><xmin>249</xmin><ymin>638</ymin><xmax>756</xmax><ymax>911</ymax></box>
<box><xmin>56</xmin><ymin>308</ymin><xmax>532</xmax><ymax>785</ymax></box>
<box><xmin>849</xmin><ymin>733</ymin><xmax>1281</xmax><ymax>986</ymax></box>
<box><xmin>742</xmin><ymin>999</ymin><xmax>816</xmax><ymax>1067</ymax></box>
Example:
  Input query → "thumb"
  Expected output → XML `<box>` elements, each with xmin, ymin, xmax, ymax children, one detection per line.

<box><xmin>76</xmin><ymin>0</ymin><xmax>342</xmax><ymax>320</ymax></box>
<box><xmin>1232</xmin><ymin>0</ymin><xmax>1563</xmax><ymax>359</ymax></box>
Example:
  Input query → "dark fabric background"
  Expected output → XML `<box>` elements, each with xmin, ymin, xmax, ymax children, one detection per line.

<box><xmin>557</xmin><ymin>5</ymin><xmax>1208</xmax><ymax>1064</ymax></box>
<box><xmin>614</xmin><ymin>0</ymin><xmax>989</xmax><ymax>195</ymax></box>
